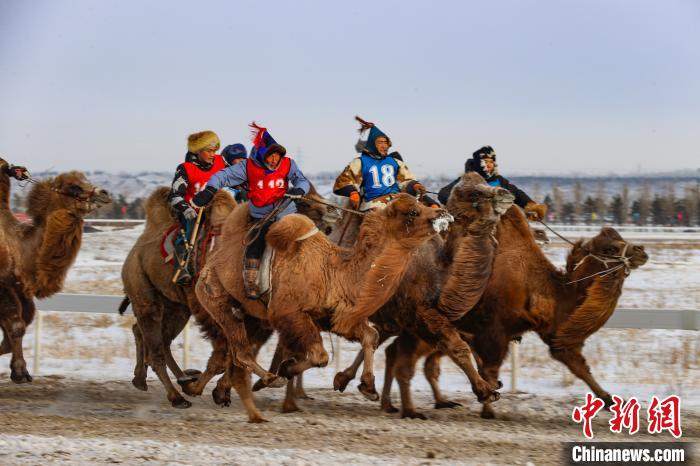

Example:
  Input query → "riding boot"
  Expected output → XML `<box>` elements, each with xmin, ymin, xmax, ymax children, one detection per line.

<box><xmin>243</xmin><ymin>258</ymin><xmax>261</xmax><ymax>299</ymax></box>
<box><xmin>174</xmin><ymin>238</ymin><xmax>193</xmax><ymax>286</ymax></box>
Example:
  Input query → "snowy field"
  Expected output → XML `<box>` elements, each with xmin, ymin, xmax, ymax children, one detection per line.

<box><xmin>0</xmin><ymin>224</ymin><xmax>698</xmax><ymax>465</ymax></box>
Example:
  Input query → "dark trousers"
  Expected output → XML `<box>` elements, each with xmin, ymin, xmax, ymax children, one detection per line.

<box><xmin>245</xmin><ymin>217</ymin><xmax>273</xmax><ymax>260</ymax></box>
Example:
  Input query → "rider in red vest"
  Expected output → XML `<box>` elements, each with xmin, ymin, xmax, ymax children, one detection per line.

<box><xmin>192</xmin><ymin>122</ymin><xmax>310</xmax><ymax>298</ymax></box>
<box><xmin>168</xmin><ymin>130</ymin><xmax>226</xmax><ymax>285</ymax></box>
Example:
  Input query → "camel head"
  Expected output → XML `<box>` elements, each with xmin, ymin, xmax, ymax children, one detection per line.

<box><xmin>27</xmin><ymin>171</ymin><xmax>111</xmax><ymax>223</ymax></box>
<box><xmin>293</xmin><ymin>185</ymin><xmax>342</xmax><ymax>235</ymax></box>
<box><xmin>566</xmin><ymin>227</ymin><xmax>648</xmax><ymax>280</ymax></box>
<box><xmin>376</xmin><ymin>193</ymin><xmax>453</xmax><ymax>248</ymax></box>
<box><xmin>446</xmin><ymin>172</ymin><xmax>514</xmax><ymax>231</ymax></box>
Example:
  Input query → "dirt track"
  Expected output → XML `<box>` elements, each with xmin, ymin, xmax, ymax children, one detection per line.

<box><xmin>0</xmin><ymin>375</ymin><xmax>696</xmax><ymax>465</ymax></box>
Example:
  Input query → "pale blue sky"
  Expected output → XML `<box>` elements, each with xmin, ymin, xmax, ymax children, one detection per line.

<box><xmin>1</xmin><ymin>0</ymin><xmax>698</xmax><ymax>176</ymax></box>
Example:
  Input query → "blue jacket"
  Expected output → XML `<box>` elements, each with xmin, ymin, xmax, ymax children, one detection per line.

<box><xmin>206</xmin><ymin>157</ymin><xmax>310</xmax><ymax>219</ymax></box>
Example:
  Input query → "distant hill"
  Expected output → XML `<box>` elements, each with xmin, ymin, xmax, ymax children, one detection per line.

<box><xmin>14</xmin><ymin>169</ymin><xmax>700</xmax><ymax>204</ymax></box>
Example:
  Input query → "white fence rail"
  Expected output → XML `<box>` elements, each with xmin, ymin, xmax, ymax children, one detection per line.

<box><xmin>32</xmin><ymin>293</ymin><xmax>699</xmax><ymax>390</ymax></box>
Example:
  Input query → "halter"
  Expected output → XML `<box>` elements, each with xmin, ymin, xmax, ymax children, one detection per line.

<box><xmin>566</xmin><ymin>241</ymin><xmax>632</xmax><ymax>285</ymax></box>
<box><xmin>20</xmin><ymin>171</ymin><xmax>103</xmax><ymax>212</ymax></box>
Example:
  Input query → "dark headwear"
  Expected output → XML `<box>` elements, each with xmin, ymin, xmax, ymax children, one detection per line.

<box><xmin>354</xmin><ymin>116</ymin><xmax>392</xmax><ymax>159</ymax></box>
<box><xmin>249</xmin><ymin>122</ymin><xmax>282</xmax><ymax>166</ymax></box>
<box><xmin>221</xmin><ymin>144</ymin><xmax>248</xmax><ymax>165</ymax></box>
<box><xmin>466</xmin><ymin>145</ymin><xmax>499</xmax><ymax>179</ymax></box>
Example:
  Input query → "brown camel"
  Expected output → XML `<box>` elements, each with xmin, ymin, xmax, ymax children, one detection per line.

<box><xmin>382</xmin><ymin>207</ymin><xmax>649</xmax><ymax>419</ymax></box>
<box><xmin>327</xmin><ymin>173</ymin><xmax>514</xmax><ymax>417</ymax></box>
<box><xmin>120</xmin><ymin>185</ymin><xmax>339</xmax><ymax>408</ymax></box>
<box><xmin>0</xmin><ymin>160</ymin><xmax>110</xmax><ymax>382</ymax></box>
<box><xmin>194</xmin><ymin>194</ymin><xmax>452</xmax><ymax>422</ymax></box>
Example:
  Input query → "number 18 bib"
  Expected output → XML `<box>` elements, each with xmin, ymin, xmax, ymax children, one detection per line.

<box><xmin>360</xmin><ymin>154</ymin><xmax>400</xmax><ymax>201</ymax></box>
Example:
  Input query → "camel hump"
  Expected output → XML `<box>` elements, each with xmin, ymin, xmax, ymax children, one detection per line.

<box><xmin>144</xmin><ymin>187</ymin><xmax>176</xmax><ymax>228</ymax></box>
<box><xmin>267</xmin><ymin>214</ymin><xmax>317</xmax><ymax>252</ymax></box>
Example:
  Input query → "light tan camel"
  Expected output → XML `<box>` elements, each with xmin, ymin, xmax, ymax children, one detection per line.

<box><xmin>194</xmin><ymin>194</ymin><xmax>452</xmax><ymax>421</ymax></box>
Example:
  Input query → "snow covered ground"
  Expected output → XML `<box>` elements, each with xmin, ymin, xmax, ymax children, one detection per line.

<box><xmin>1</xmin><ymin>224</ymin><xmax>698</xmax><ymax>464</ymax></box>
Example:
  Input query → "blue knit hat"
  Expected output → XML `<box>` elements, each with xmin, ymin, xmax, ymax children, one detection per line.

<box><xmin>355</xmin><ymin>116</ymin><xmax>391</xmax><ymax>157</ymax></box>
<box><xmin>221</xmin><ymin>144</ymin><xmax>247</xmax><ymax>165</ymax></box>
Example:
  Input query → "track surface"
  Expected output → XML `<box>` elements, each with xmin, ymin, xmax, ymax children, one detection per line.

<box><xmin>0</xmin><ymin>376</ymin><xmax>697</xmax><ymax>465</ymax></box>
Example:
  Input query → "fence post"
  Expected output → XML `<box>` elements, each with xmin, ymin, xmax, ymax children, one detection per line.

<box><xmin>33</xmin><ymin>311</ymin><xmax>43</xmax><ymax>375</ymax></box>
<box><xmin>182</xmin><ymin>319</ymin><xmax>190</xmax><ymax>369</ymax></box>
<box><xmin>510</xmin><ymin>341</ymin><xmax>519</xmax><ymax>392</ymax></box>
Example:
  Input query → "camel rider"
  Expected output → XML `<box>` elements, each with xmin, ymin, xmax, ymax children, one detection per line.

<box><xmin>221</xmin><ymin>143</ymin><xmax>249</xmax><ymax>203</ymax></box>
<box><xmin>438</xmin><ymin>145</ymin><xmax>547</xmax><ymax>221</ymax></box>
<box><xmin>0</xmin><ymin>159</ymin><xmax>30</xmax><ymax>181</ymax></box>
<box><xmin>192</xmin><ymin>122</ymin><xmax>310</xmax><ymax>299</ymax></box>
<box><xmin>333</xmin><ymin>117</ymin><xmax>439</xmax><ymax>211</ymax></box>
<box><xmin>168</xmin><ymin>130</ymin><xmax>226</xmax><ymax>286</ymax></box>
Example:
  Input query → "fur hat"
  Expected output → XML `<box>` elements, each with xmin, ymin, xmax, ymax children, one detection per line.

<box><xmin>466</xmin><ymin>145</ymin><xmax>499</xmax><ymax>179</ymax></box>
<box><xmin>187</xmin><ymin>130</ymin><xmax>220</xmax><ymax>154</ymax></box>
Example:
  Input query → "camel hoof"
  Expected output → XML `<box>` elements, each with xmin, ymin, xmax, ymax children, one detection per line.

<box><xmin>476</xmin><ymin>388</ymin><xmax>500</xmax><ymax>403</ymax></box>
<box><xmin>132</xmin><ymin>377</ymin><xmax>148</xmax><ymax>391</ymax></box>
<box><xmin>177</xmin><ymin>369</ymin><xmax>201</xmax><ymax>384</ymax></box>
<box><xmin>266</xmin><ymin>376</ymin><xmax>289</xmax><ymax>389</ymax></box>
<box><xmin>282</xmin><ymin>402</ymin><xmax>301</xmax><ymax>414</ymax></box>
<box><xmin>248</xmin><ymin>416</ymin><xmax>269</xmax><ymax>424</ymax></box>
<box><xmin>496</xmin><ymin>380</ymin><xmax>503</xmax><ymax>389</ymax></box>
<box><xmin>434</xmin><ymin>400</ymin><xmax>462</xmax><ymax>409</ymax></box>
<box><xmin>603</xmin><ymin>395</ymin><xmax>614</xmax><ymax>410</ymax></box>
<box><xmin>357</xmin><ymin>382</ymin><xmax>379</xmax><ymax>402</ymax></box>
<box><xmin>333</xmin><ymin>372</ymin><xmax>352</xmax><ymax>392</ymax></box>
<box><xmin>212</xmin><ymin>389</ymin><xmax>231</xmax><ymax>407</ymax></box>
<box><xmin>171</xmin><ymin>398</ymin><xmax>192</xmax><ymax>409</ymax></box>
<box><xmin>252</xmin><ymin>378</ymin><xmax>266</xmax><ymax>392</ymax></box>
<box><xmin>401</xmin><ymin>410</ymin><xmax>427</xmax><ymax>420</ymax></box>
<box><xmin>381</xmin><ymin>403</ymin><xmax>399</xmax><ymax>414</ymax></box>
<box><xmin>11</xmin><ymin>371</ymin><xmax>32</xmax><ymax>384</ymax></box>
<box><xmin>480</xmin><ymin>407</ymin><xmax>496</xmax><ymax>419</ymax></box>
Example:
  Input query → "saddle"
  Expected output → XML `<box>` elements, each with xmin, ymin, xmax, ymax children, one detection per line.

<box><xmin>160</xmin><ymin>222</ymin><xmax>222</xmax><ymax>280</ymax></box>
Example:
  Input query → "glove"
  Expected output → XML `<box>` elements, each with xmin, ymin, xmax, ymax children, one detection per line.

<box><xmin>524</xmin><ymin>201</ymin><xmax>547</xmax><ymax>221</ymax></box>
<box><xmin>349</xmin><ymin>191</ymin><xmax>361</xmax><ymax>209</ymax></box>
<box><xmin>5</xmin><ymin>165</ymin><xmax>28</xmax><ymax>181</ymax></box>
<box><xmin>286</xmin><ymin>187</ymin><xmax>305</xmax><ymax>198</ymax></box>
<box><xmin>182</xmin><ymin>207</ymin><xmax>197</xmax><ymax>221</ymax></box>
<box><xmin>191</xmin><ymin>186</ymin><xmax>217</xmax><ymax>208</ymax></box>
<box><xmin>413</xmin><ymin>182</ymin><xmax>426</xmax><ymax>195</ymax></box>
<box><xmin>422</xmin><ymin>195</ymin><xmax>439</xmax><ymax>208</ymax></box>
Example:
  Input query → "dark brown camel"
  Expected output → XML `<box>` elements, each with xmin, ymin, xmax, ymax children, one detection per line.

<box><xmin>120</xmin><ymin>185</ymin><xmax>339</xmax><ymax>408</ymax></box>
<box><xmin>382</xmin><ymin>208</ymin><xmax>649</xmax><ymax>419</ymax></box>
<box><xmin>0</xmin><ymin>159</ymin><xmax>110</xmax><ymax>382</ymax></box>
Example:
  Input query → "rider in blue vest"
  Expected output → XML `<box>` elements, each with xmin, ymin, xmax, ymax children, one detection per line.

<box><xmin>333</xmin><ymin>117</ymin><xmax>438</xmax><ymax>211</ymax></box>
<box><xmin>438</xmin><ymin>145</ymin><xmax>547</xmax><ymax>221</ymax></box>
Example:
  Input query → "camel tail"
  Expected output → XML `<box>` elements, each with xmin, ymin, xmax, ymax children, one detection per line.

<box><xmin>118</xmin><ymin>296</ymin><xmax>130</xmax><ymax>315</ymax></box>
<box><xmin>266</xmin><ymin>214</ymin><xmax>317</xmax><ymax>253</ymax></box>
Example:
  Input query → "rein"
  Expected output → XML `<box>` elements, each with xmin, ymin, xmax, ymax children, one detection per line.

<box><xmin>284</xmin><ymin>193</ymin><xmax>366</xmax><ymax>217</ymax></box>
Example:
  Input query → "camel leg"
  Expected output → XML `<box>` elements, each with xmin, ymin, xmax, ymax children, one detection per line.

<box><xmin>417</xmin><ymin>307</ymin><xmax>499</xmax><ymax>403</ymax></box>
<box><xmin>392</xmin><ymin>333</ymin><xmax>427</xmax><ymax>419</ymax></box>
<box><xmin>228</xmin><ymin>364</ymin><xmax>267</xmax><ymax>423</ymax></box>
<box><xmin>346</xmin><ymin>321</ymin><xmax>380</xmax><ymax>401</ymax></box>
<box><xmin>162</xmin><ymin>305</ymin><xmax>191</xmax><ymax>381</ymax></box>
<box><xmin>133</xmin><ymin>301</ymin><xmax>190</xmax><ymax>409</ymax></box>
<box><xmin>549</xmin><ymin>344</ymin><xmax>613</xmax><ymax>407</ymax></box>
<box><xmin>271</xmin><ymin>309</ymin><xmax>328</xmax><ymax>379</ymax></box>
<box><xmin>0</xmin><ymin>327</ymin><xmax>10</xmax><ymax>355</ymax></box>
<box><xmin>131</xmin><ymin>323</ymin><xmax>148</xmax><ymax>391</ymax></box>
<box><xmin>196</xmin><ymin>271</ymin><xmax>284</xmax><ymax>387</ymax></box>
<box><xmin>380</xmin><ymin>338</ymin><xmax>399</xmax><ymax>413</ymax></box>
<box><xmin>0</xmin><ymin>287</ymin><xmax>31</xmax><ymax>383</ymax></box>
<box><xmin>424</xmin><ymin>350</ymin><xmax>462</xmax><ymax>409</ymax></box>
<box><xmin>282</xmin><ymin>378</ymin><xmax>301</xmax><ymax>413</ymax></box>
<box><xmin>252</xmin><ymin>340</ymin><xmax>285</xmax><ymax>392</ymax></box>
<box><xmin>334</xmin><ymin>348</ymin><xmax>364</xmax><ymax>393</ymax></box>
<box><xmin>180</xmin><ymin>335</ymin><xmax>228</xmax><ymax>398</ymax></box>
<box><xmin>294</xmin><ymin>372</ymin><xmax>312</xmax><ymax>400</ymax></box>
<box><xmin>334</xmin><ymin>330</ymin><xmax>390</xmax><ymax>393</ymax></box>
<box><xmin>210</xmin><ymin>363</ymin><xmax>233</xmax><ymax>407</ymax></box>
<box><xmin>471</xmin><ymin>337</ymin><xmax>509</xmax><ymax>419</ymax></box>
